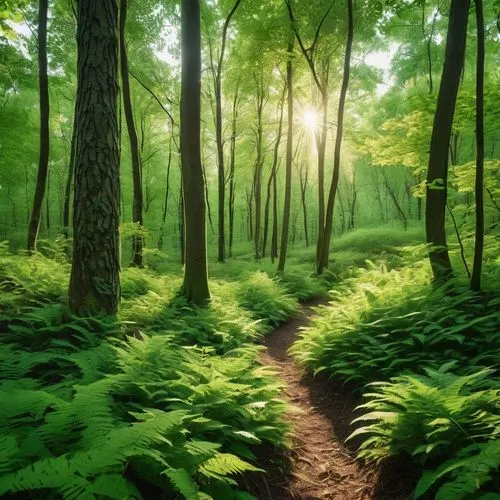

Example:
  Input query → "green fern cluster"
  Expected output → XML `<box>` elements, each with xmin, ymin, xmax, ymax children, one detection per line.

<box><xmin>350</xmin><ymin>366</ymin><xmax>500</xmax><ymax>498</ymax></box>
<box><xmin>234</xmin><ymin>271</ymin><xmax>298</xmax><ymax>328</ymax></box>
<box><xmin>291</xmin><ymin>260</ymin><xmax>500</xmax><ymax>386</ymax></box>
<box><xmin>0</xmin><ymin>250</ymin><xmax>290</xmax><ymax>499</ymax></box>
<box><xmin>0</xmin><ymin>335</ymin><xmax>287</xmax><ymax>499</ymax></box>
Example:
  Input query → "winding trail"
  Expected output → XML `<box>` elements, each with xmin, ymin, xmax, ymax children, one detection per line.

<box><xmin>249</xmin><ymin>303</ymin><xmax>413</xmax><ymax>500</ymax></box>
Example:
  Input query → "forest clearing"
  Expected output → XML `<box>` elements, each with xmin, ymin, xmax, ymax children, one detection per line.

<box><xmin>0</xmin><ymin>0</ymin><xmax>499</xmax><ymax>499</ymax></box>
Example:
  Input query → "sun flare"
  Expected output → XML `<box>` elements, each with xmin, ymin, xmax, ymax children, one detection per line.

<box><xmin>302</xmin><ymin>108</ymin><xmax>319</xmax><ymax>132</ymax></box>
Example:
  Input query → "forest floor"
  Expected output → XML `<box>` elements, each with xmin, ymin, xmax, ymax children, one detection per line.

<box><xmin>246</xmin><ymin>302</ymin><xmax>416</xmax><ymax>500</ymax></box>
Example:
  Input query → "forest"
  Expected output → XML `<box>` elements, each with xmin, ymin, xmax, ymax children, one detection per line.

<box><xmin>0</xmin><ymin>0</ymin><xmax>499</xmax><ymax>498</ymax></box>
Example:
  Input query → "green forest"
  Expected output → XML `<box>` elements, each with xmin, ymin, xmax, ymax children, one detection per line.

<box><xmin>0</xmin><ymin>0</ymin><xmax>499</xmax><ymax>498</ymax></box>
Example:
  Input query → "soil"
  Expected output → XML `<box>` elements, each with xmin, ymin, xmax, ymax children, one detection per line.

<box><xmin>244</xmin><ymin>302</ymin><xmax>417</xmax><ymax>500</ymax></box>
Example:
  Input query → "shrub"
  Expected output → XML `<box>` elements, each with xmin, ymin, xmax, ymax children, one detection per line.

<box><xmin>235</xmin><ymin>272</ymin><xmax>298</xmax><ymax>328</ymax></box>
<box><xmin>350</xmin><ymin>367</ymin><xmax>500</xmax><ymax>499</ymax></box>
<box><xmin>291</xmin><ymin>261</ymin><xmax>500</xmax><ymax>387</ymax></box>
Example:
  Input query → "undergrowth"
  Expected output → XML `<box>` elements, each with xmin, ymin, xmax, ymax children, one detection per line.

<box><xmin>0</xmin><ymin>245</ymin><xmax>295</xmax><ymax>499</ymax></box>
<box><xmin>292</xmin><ymin>242</ymin><xmax>500</xmax><ymax>498</ymax></box>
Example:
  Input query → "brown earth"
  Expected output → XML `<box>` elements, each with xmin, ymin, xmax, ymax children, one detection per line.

<box><xmin>244</xmin><ymin>303</ymin><xmax>417</xmax><ymax>500</ymax></box>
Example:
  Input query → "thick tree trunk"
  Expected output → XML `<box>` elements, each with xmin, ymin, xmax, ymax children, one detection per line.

<box><xmin>471</xmin><ymin>0</ymin><xmax>484</xmax><ymax>291</ymax></box>
<box><xmin>425</xmin><ymin>0</ymin><xmax>469</xmax><ymax>282</ymax></box>
<box><xmin>120</xmin><ymin>0</ymin><xmax>143</xmax><ymax>268</ymax></box>
<box><xmin>317</xmin><ymin>0</ymin><xmax>353</xmax><ymax>273</ymax></box>
<box><xmin>27</xmin><ymin>0</ymin><xmax>50</xmax><ymax>253</ymax></box>
<box><xmin>69</xmin><ymin>0</ymin><xmax>121</xmax><ymax>315</ymax></box>
<box><xmin>180</xmin><ymin>0</ymin><xmax>210</xmax><ymax>304</ymax></box>
<box><xmin>277</xmin><ymin>35</ymin><xmax>294</xmax><ymax>272</ymax></box>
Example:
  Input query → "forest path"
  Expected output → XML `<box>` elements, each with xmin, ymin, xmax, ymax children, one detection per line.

<box><xmin>249</xmin><ymin>302</ymin><xmax>412</xmax><ymax>500</ymax></box>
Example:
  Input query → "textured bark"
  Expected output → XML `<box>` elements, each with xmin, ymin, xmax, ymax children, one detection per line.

<box><xmin>27</xmin><ymin>0</ymin><xmax>50</xmax><ymax>253</ymax></box>
<box><xmin>120</xmin><ymin>0</ymin><xmax>143</xmax><ymax>268</ymax></box>
<box><xmin>471</xmin><ymin>0</ymin><xmax>484</xmax><ymax>291</ymax></box>
<box><xmin>180</xmin><ymin>0</ymin><xmax>210</xmax><ymax>304</ymax></box>
<box><xmin>277</xmin><ymin>35</ymin><xmax>294</xmax><ymax>272</ymax></box>
<box><xmin>69</xmin><ymin>0</ymin><xmax>121</xmax><ymax>315</ymax></box>
<box><xmin>426</xmin><ymin>0</ymin><xmax>469</xmax><ymax>282</ymax></box>
<box><xmin>317</xmin><ymin>0</ymin><xmax>353</xmax><ymax>273</ymax></box>
<box><xmin>271</xmin><ymin>158</ymin><xmax>279</xmax><ymax>261</ymax></box>
<box><xmin>299</xmin><ymin>162</ymin><xmax>309</xmax><ymax>246</ymax></box>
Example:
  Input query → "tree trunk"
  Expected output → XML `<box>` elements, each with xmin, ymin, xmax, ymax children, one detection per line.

<box><xmin>426</xmin><ymin>0</ymin><xmax>469</xmax><ymax>282</ymax></box>
<box><xmin>228</xmin><ymin>83</ymin><xmax>239</xmax><ymax>257</ymax></box>
<box><xmin>277</xmin><ymin>34</ymin><xmax>294</xmax><ymax>272</ymax></box>
<box><xmin>27</xmin><ymin>0</ymin><xmax>50</xmax><ymax>253</ymax></box>
<box><xmin>62</xmin><ymin>102</ymin><xmax>77</xmax><ymax>241</ymax></box>
<box><xmin>471</xmin><ymin>0</ymin><xmax>484</xmax><ymax>291</ymax></box>
<box><xmin>263</xmin><ymin>84</ymin><xmax>286</xmax><ymax>258</ymax></box>
<box><xmin>317</xmin><ymin>0</ymin><xmax>353</xmax><ymax>273</ymax></box>
<box><xmin>119</xmin><ymin>0</ymin><xmax>143</xmax><ymax>268</ymax></box>
<box><xmin>158</xmin><ymin>136</ymin><xmax>172</xmax><ymax>250</ymax></box>
<box><xmin>69</xmin><ymin>0</ymin><xmax>121</xmax><ymax>315</ymax></box>
<box><xmin>180</xmin><ymin>0</ymin><xmax>210</xmax><ymax>304</ymax></box>
<box><xmin>253</xmin><ymin>75</ymin><xmax>265</xmax><ymax>260</ymax></box>
<box><xmin>271</xmin><ymin>160</ymin><xmax>279</xmax><ymax>261</ymax></box>
<box><xmin>213</xmin><ymin>0</ymin><xmax>243</xmax><ymax>263</ymax></box>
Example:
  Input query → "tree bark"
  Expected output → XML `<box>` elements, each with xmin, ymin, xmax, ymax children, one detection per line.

<box><xmin>425</xmin><ymin>0</ymin><xmax>469</xmax><ymax>282</ymax></box>
<box><xmin>119</xmin><ymin>0</ymin><xmax>144</xmax><ymax>267</ymax></box>
<box><xmin>180</xmin><ymin>0</ymin><xmax>210</xmax><ymax>304</ymax></box>
<box><xmin>277</xmin><ymin>34</ymin><xmax>294</xmax><ymax>272</ymax></box>
<box><xmin>471</xmin><ymin>0</ymin><xmax>484</xmax><ymax>291</ymax></box>
<box><xmin>69</xmin><ymin>0</ymin><xmax>121</xmax><ymax>315</ymax></box>
<box><xmin>317</xmin><ymin>0</ymin><xmax>353</xmax><ymax>273</ymax></box>
<box><xmin>27</xmin><ymin>0</ymin><xmax>50</xmax><ymax>253</ymax></box>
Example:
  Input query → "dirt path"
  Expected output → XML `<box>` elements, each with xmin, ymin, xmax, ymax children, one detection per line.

<box><xmin>247</xmin><ymin>303</ymin><xmax>414</xmax><ymax>500</ymax></box>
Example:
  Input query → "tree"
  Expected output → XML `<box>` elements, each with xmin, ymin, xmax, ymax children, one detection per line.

<box><xmin>120</xmin><ymin>0</ymin><xmax>144</xmax><ymax>267</ymax></box>
<box><xmin>425</xmin><ymin>0</ymin><xmax>470</xmax><ymax>282</ymax></box>
<box><xmin>316</xmin><ymin>0</ymin><xmax>354</xmax><ymax>273</ymax></box>
<box><xmin>68</xmin><ymin>0</ymin><xmax>121</xmax><ymax>315</ymax></box>
<box><xmin>180</xmin><ymin>0</ymin><xmax>210</xmax><ymax>304</ymax></box>
<box><xmin>27</xmin><ymin>0</ymin><xmax>50</xmax><ymax>253</ymax></box>
<box><xmin>209</xmin><ymin>0</ymin><xmax>243</xmax><ymax>263</ymax></box>
<box><xmin>471</xmin><ymin>0</ymin><xmax>484</xmax><ymax>291</ymax></box>
<box><xmin>277</xmin><ymin>33</ymin><xmax>294</xmax><ymax>273</ymax></box>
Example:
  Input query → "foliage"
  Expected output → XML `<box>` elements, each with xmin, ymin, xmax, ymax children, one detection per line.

<box><xmin>349</xmin><ymin>367</ymin><xmax>500</xmax><ymax>499</ymax></box>
<box><xmin>291</xmin><ymin>259</ymin><xmax>500</xmax><ymax>386</ymax></box>
<box><xmin>234</xmin><ymin>271</ymin><xmax>298</xmax><ymax>328</ymax></box>
<box><xmin>0</xmin><ymin>251</ymin><xmax>290</xmax><ymax>499</ymax></box>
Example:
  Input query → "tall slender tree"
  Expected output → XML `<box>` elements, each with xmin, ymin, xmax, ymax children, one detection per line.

<box><xmin>317</xmin><ymin>0</ymin><xmax>354</xmax><ymax>273</ymax></box>
<box><xmin>69</xmin><ymin>0</ymin><xmax>121</xmax><ymax>315</ymax></box>
<box><xmin>471</xmin><ymin>0</ymin><xmax>484</xmax><ymax>291</ymax></box>
<box><xmin>27</xmin><ymin>0</ymin><xmax>50</xmax><ymax>253</ymax></box>
<box><xmin>277</xmin><ymin>34</ymin><xmax>294</xmax><ymax>273</ymax></box>
<box><xmin>120</xmin><ymin>0</ymin><xmax>144</xmax><ymax>267</ymax></box>
<box><xmin>425</xmin><ymin>0</ymin><xmax>470</xmax><ymax>282</ymax></box>
<box><xmin>180</xmin><ymin>0</ymin><xmax>210</xmax><ymax>304</ymax></box>
<box><xmin>210</xmin><ymin>0</ymin><xmax>243</xmax><ymax>263</ymax></box>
